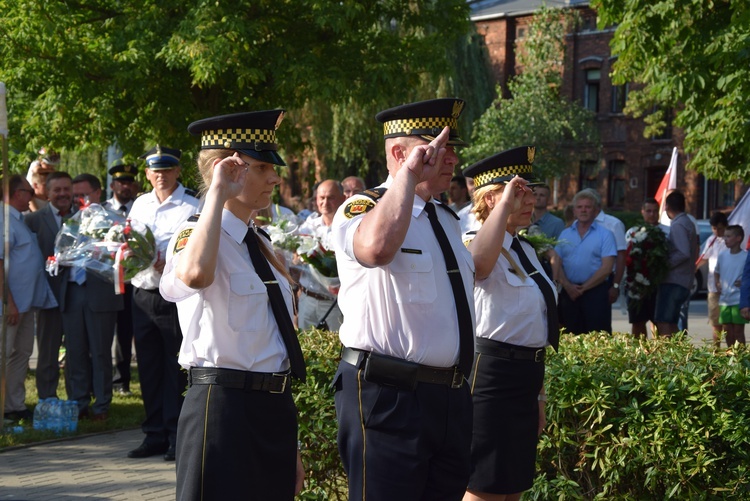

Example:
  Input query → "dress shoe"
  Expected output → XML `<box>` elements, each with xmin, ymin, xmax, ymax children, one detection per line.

<box><xmin>91</xmin><ymin>412</ymin><xmax>108</xmax><ymax>421</ymax></box>
<box><xmin>164</xmin><ymin>443</ymin><xmax>176</xmax><ymax>461</ymax></box>
<box><xmin>78</xmin><ymin>408</ymin><xmax>90</xmax><ymax>420</ymax></box>
<box><xmin>128</xmin><ymin>441</ymin><xmax>168</xmax><ymax>459</ymax></box>
<box><xmin>5</xmin><ymin>408</ymin><xmax>33</xmax><ymax>422</ymax></box>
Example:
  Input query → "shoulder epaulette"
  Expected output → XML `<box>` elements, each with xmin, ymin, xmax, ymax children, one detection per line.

<box><xmin>436</xmin><ymin>202</ymin><xmax>460</xmax><ymax>220</ymax></box>
<box><xmin>466</xmin><ymin>230</ymin><xmax>477</xmax><ymax>237</ymax></box>
<box><xmin>184</xmin><ymin>188</ymin><xmax>198</xmax><ymax>198</ymax></box>
<box><xmin>187</xmin><ymin>213</ymin><xmax>200</xmax><ymax>222</ymax></box>
<box><xmin>343</xmin><ymin>187</ymin><xmax>387</xmax><ymax>219</ymax></box>
<box><xmin>257</xmin><ymin>227</ymin><xmax>272</xmax><ymax>243</ymax></box>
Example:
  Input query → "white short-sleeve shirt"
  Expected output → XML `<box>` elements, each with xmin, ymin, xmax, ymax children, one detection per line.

<box><xmin>330</xmin><ymin>177</ymin><xmax>476</xmax><ymax>368</ymax></box>
<box><xmin>160</xmin><ymin>209</ymin><xmax>294</xmax><ymax>372</ymax></box>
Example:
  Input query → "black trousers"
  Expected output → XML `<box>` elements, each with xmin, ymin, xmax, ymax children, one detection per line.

<box><xmin>113</xmin><ymin>284</ymin><xmax>134</xmax><ymax>388</ymax></box>
<box><xmin>176</xmin><ymin>381</ymin><xmax>298</xmax><ymax>501</ymax></box>
<box><xmin>558</xmin><ymin>281</ymin><xmax>612</xmax><ymax>334</ymax></box>
<box><xmin>132</xmin><ymin>287</ymin><xmax>186</xmax><ymax>445</ymax></box>
<box><xmin>333</xmin><ymin>360</ymin><xmax>473</xmax><ymax>501</ymax></box>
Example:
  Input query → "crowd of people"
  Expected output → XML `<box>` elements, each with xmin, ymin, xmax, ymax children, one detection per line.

<box><xmin>1</xmin><ymin>96</ymin><xmax>744</xmax><ymax>500</ymax></box>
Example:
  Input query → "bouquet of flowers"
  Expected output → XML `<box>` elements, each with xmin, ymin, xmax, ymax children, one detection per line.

<box><xmin>296</xmin><ymin>234</ymin><xmax>339</xmax><ymax>288</ymax></box>
<box><xmin>625</xmin><ymin>224</ymin><xmax>669</xmax><ymax>310</ymax></box>
<box><xmin>263</xmin><ymin>213</ymin><xmax>302</xmax><ymax>253</ymax></box>
<box><xmin>518</xmin><ymin>225</ymin><xmax>562</xmax><ymax>258</ymax></box>
<box><xmin>47</xmin><ymin>203</ymin><xmax>157</xmax><ymax>294</ymax></box>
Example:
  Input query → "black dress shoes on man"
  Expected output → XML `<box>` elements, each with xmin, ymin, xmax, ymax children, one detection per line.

<box><xmin>163</xmin><ymin>443</ymin><xmax>176</xmax><ymax>461</ymax></box>
<box><xmin>127</xmin><ymin>441</ymin><xmax>168</xmax><ymax>459</ymax></box>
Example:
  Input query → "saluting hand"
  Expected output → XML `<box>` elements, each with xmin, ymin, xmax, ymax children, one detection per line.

<box><xmin>210</xmin><ymin>152</ymin><xmax>249</xmax><ymax>200</ymax></box>
<box><xmin>499</xmin><ymin>175</ymin><xmax>530</xmax><ymax>213</ymax></box>
<box><xmin>403</xmin><ymin>126</ymin><xmax>450</xmax><ymax>183</ymax></box>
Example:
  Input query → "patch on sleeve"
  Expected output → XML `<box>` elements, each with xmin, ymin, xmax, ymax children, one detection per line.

<box><xmin>343</xmin><ymin>199</ymin><xmax>376</xmax><ymax>219</ymax></box>
<box><xmin>173</xmin><ymin>228</ymin><xmax>193</xmax><ymax>253</ymax></box>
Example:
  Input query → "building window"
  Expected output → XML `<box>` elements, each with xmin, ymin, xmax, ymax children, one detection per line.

<box><xmin>651</xmin><ymin>107</ymin><xmax>673</xmax><ymax>140</ymax></box>
<box><xmin>580</xmin><ymin>160</ymin><xmax>599</xmax><ymax>190</ymax></box>
<box><xmin>517</xmin><ymin>27</ymin><xmax>525</xmax><ymax>39</ymax></box>
<box><xmin>608</xmin><ymin>160</ymin><xmax>627</xmax><ymax>207</ymax></box>
<box><xmin>611</xmin><ymin>84</ymin><xmax>628</xmax><ymax>113</ymax></box>
<box><xmin>584</xmin><ymin>69</ymin><xmax>600</xmax><ymax>112</ymax></box>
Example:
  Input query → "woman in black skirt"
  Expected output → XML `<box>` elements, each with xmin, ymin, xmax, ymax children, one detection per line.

<box><xmin>462</xmin><ymin>146</ymin><xmax>558</xmax><ymax>501</ymax></box>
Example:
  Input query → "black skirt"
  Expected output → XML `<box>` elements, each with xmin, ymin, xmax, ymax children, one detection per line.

<box><xmin>467</xmin><ymin>340</ymin><xmax>545</xmax><ymax>494</ymax></box>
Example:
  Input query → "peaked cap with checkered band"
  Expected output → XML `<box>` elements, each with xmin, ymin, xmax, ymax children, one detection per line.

<box><xmin>139</xmin><ymin>145</ymin><xmax>181</xmax><ymax>170</ymax></box>
<box><xmin>187</xmin><ymin>110</ymin><xmax>286</xmax><ymax>166</ymax></box>
<box><xmin>462</xmin><ymin>146</ymin><xmax>541</xmax><ymax>189</ymax></box>
<box><xmin>375</xmin><ymin>98</ymin><xmax>468</xmax><ymax>146</ymax></box>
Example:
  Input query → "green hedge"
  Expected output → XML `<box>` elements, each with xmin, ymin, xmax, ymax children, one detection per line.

<box><xmin>534</xmin><ymin>332</ymin><xmax>750</xmax><ymax>500</ymax></box>
<box><xmin>293</xmin><ymin>330</ymin><xmax>750</xmax><ymax>499</ymax></box>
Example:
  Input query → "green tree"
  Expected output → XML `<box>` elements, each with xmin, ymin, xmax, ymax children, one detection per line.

<box><xmin>463</xmin><ymin>6</ymin><xmax>598</xmax><ymax>180</ymax></box>
<box><xmin>0</xmin><ymin>0</ymin><xmax>474</xmax><ymax>182</ymax></box>
<box><xmin>593</xmin><ymin>0</ymin><xmax>750</xmax><ymax>181</ymax></box>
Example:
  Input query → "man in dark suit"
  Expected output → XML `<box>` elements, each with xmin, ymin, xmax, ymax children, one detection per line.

<box><xmin>60</xmin><ymin>173</ymin><xmax>124</xmax><ymax>420</ymax></box>
<box><xmin>24</xmin><ymin>171</ymin><xmax>74</xmax><ymax>400</ymax></box>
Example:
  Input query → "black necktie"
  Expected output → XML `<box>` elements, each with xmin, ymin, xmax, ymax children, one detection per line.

<box><xmin>510</xmin><ymin>237</ymin><xmax>559</xmax><ymax>351</ymax></box>
<box><xmin>244</xmin><ymin>229</ymin><xmax>306</xmax><ymax>381</ymax></box>
<box><xmin>424</xmin><ymin>202</ymin><xmax>474</xmax><ymax>375</ymax></box>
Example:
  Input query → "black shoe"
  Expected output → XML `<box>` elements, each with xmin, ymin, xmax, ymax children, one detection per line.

<box><xmin>5</xmin><ymin>408</ymin><xmax>33</xmax><ymax>422</ymax></box>
<box><xmin>164</xmin><ymin>443</ymin><xmax>176</xmax><ymax>461</ymax></box>
<box><xmin>128</xmin><ymin>441</ymin><xmax>168</xmax><ymax>459</ymax></box>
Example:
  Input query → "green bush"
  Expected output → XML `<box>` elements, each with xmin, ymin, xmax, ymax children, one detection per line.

<box><xmin>294</xmin><ymin>328</ymin><xmax>347</xmax><ymax>500</ymax></box>
<box><xmin>531</xmin><ymin>332</ymin><xmax>750</xmax><ymax>500</ymax></box>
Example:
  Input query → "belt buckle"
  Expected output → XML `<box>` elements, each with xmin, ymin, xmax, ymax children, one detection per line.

<box><xmin>450</xmin><ymin>367</ymin><xmax>463</xmax><ymax>389</ymax></box>
<box><xmin>534</xmin><ymin>349</ymin><xmax>544</xmax><ymax>363</ymax></box>
<box><xmin>269</xmin><ymin>373</ymin><xmax>288</xmax><ymax>394</ymax></box>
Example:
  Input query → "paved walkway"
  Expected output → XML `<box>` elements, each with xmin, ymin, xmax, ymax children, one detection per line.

<box><xmin>0</xmin><ymin>429</ymin><xmax>176</xmax><ymax>500</ymax></box>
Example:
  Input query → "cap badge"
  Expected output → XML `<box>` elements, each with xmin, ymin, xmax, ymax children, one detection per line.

<box><xmin>527</xmin><ymin>147</ymin><xmax>535</xmax><ymax>164</ymax></box>
<box><xmin>452</xmin><ymin>100</ymin><xmax>464</xmax><ymax>119</ymax></box>
<box><xmin>275</xmin><ymin>111</ymin><xmax>285</xmax><ymax>130</ymax></box>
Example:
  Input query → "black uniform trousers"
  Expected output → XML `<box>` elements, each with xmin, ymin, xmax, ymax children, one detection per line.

<box><xmin>113</xmin><ymin>284</ymin><xmax>134</xmax><ymax>389</ymax></box>
<box><xmin>333</xmin><ymin>360</ymin><xmax>473</xmax><ymax>501</ymax></box>
<box><xmin>176</xmin><ymin>380</ymin><xmax>298</xmax><ymax>501</ymax></box>
<box><xmin>132</xmin><ymin>287</ymin><xmax>186</xmax><ymax>447</ymax></box>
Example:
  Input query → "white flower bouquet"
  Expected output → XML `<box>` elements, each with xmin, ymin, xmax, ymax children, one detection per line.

<box><xmin>47</xmin><ymin>203</ymin><xmax>157</xmax><ymax>293</ymax></box>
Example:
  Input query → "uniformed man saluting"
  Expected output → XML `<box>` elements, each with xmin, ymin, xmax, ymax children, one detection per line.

<box><xmin>330</xmin><ymin>98</ymin><xmax>476</xmax><ymax>501</ymax></box>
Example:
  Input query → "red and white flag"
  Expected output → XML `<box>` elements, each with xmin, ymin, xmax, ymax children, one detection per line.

<box><xmin>727</xmin><ymin>187</ymin><xmax>750</xmax><ymax>250</ymax></box>
<box><xmin>657</xmin><ymin>147</ymin><xmax>678</xmax><ymax>226</ymax></box>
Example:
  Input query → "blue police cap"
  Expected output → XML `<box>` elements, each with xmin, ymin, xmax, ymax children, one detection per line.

<box><xmin>140</xmin><ymin>145</ymin><xmax>181</xmax><ymax>170</ymax></box>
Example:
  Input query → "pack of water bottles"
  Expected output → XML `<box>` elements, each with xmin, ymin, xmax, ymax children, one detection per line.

<box><xmin>33</xmin><ymin>398</ymin><xmax>79</xmax><ymax>433</ymax></box>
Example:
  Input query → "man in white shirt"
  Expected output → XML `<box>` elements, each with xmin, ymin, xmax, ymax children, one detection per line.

<box><xmin>295</xmin><ymin>179</ymin><xmax>345</xmax><ymax>330</ymax></box>
<box><xmin>127</xmin><ymin>145</ymin><xmax>199</xmax><ymax>461</ymax></box>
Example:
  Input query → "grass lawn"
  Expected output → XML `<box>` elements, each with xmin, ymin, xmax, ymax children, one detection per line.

<box><xmin>1</xmin><ymin>366</ymin><xmax>146</xmax><ymax>449</ymax></box>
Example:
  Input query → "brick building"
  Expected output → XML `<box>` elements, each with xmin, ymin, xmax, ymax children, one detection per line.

<box><xmin>470</xmin><ymin>0</ymin><xmax>739</xmax><ymax>217</ymax></box>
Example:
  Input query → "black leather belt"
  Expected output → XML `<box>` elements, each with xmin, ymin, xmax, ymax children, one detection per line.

<box><xmin>299</xmin><ymin>286</ymin><xmax>334</xmax><ymax>302</ymax></box>
<box><xmin>341</xmin><ymin>347</ymin><xmax>464</xmax><ymax>389</ymax></box>
<box><xmin>188</xmin><ymin>367</ymin><xmax>289</xmax><ymax>394</ymax></box>
<box><xmin>475</xmin><ymin>337</ymin><xmax>545</xmax><ymax>363</ymax></box>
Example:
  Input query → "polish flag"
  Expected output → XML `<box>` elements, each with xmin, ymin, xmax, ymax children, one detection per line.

<box><xmin>657</xmin><ymin>147</ymin><xmax>678</xmax><ymax>226</ymax></box>
<box><xmin>727</xmin><ymin>187</ymin><xmax>750</xmax><ymax>250</ymax></box>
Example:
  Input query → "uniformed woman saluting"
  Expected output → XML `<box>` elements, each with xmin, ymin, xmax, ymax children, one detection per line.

<box><xmin>461</xmin><ymin>147</ymin><xmax>559</xmax><ymax>501</ymax></box>
<box><xmin>160</xmin><ymin>110</ymin><xmax>306</xmax><ymax>500</ymax></box>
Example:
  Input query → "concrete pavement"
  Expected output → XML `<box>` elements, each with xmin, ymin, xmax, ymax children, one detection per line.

<box><xmin>0</xmin><ymin>429</ymin><xmax>175</xmax><ymax>500</ymax></box>
<box><xmin>0</xmin><ymin>299</ymin><xmax>715</xmax><ymax>500</ymax></box>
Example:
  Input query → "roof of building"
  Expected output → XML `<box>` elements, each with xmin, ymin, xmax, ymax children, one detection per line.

<box><xmin>469</xmin><ymin>0</ymin><xmax>589</xmax><ymax>21</ymax></box>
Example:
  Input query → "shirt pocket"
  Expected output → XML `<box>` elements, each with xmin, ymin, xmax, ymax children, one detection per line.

<box><xmin>388</xmin><ymin>252</ymin><xmax>437</xmax><ymax>304</ymax></box>
<box><xmin>228</xmin><ymin>272</ymin><xmax>268</xmax><ymax>333</ymax></box>
<box><xmin>501</xmin><ymin>267</ymin><xmax>539</xmax><ymax>315</ymax></box>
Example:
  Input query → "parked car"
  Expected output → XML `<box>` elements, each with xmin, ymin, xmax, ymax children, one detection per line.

<box><xmin>693</xmin><ymin>219</ymin><xmax>713</xmax><ymax>297</ymax></box>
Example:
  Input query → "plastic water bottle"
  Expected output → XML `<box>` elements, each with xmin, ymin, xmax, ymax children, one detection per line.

<box><xmin>33</xmin><ymin>398</ymin><xmax>49</xmax><ymax>430</ymax></box>
<box><xmin>64</xmin><ymin>400</ymin><xmax>78</xmax><ymax>432</ymax></box>
<box><xmin>48</xmin><ymin>398</ymin><xmax>63</xmax><ymax>433</ymax></box>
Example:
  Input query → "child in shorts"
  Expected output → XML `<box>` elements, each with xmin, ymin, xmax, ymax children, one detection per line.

<box><xmin>715</xmin><ymin>225</ymin><xmax>748</xmax><ymax>346</ymax></box>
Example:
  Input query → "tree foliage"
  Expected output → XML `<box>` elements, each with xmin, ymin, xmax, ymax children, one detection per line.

<box><xmin>593</xmin><ymin>0</ymin><xmax>750</xmax><ymax>182</ymax></box>
<box><xmin>0</xmin><ymin>0</ymin><xmax>475</xmax><ymax>182</ymax></box>
<box><xmin>463</xmin><ymin>6</ymin><xmax>598</xmax><ymax>181</ymax></box>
